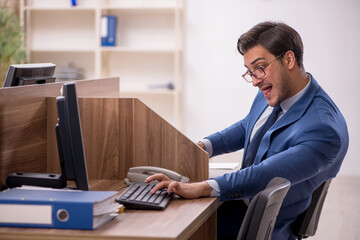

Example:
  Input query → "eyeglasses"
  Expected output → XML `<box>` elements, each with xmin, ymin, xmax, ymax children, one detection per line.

<box><xmin>242</xmin><ymin>53</ymin><xmax>284</xmax><ymax>83</ymax></box>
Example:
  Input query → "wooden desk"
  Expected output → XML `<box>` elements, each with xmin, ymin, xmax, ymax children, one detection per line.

<box><xmin>0</xmin><ymin>180</ymin><xmax>221</xmax><ymax>240</ymax></box>
<box><xmin>0</xmin><ymin>78</ymin><xmax>218</xmax><ymax>239</ymax></box>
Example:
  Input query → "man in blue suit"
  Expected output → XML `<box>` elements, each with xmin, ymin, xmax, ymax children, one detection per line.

<box><xmin>147</xmin><ymin>21</ymin><xmax>349</xmax><ymax>239</ymax></box>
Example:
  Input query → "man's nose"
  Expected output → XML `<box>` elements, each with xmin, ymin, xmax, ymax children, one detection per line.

<box><xmin>252</xmin><ymin>76</ymin><xmax>263</xmax><ymax>87</ymax></box>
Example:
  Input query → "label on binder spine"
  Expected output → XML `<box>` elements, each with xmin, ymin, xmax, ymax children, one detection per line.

<box><xmin>0</xmin><ymin>204</ymin><xmax>52</xmax><ymax>224</ymax></box>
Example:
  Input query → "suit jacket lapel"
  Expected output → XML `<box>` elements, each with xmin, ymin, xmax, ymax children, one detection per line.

<box><xmin>254</xmin><ymin>75</ymin><xmax>319</xmax><ymax>164</ymax></box>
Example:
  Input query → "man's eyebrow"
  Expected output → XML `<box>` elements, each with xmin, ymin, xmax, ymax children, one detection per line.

<box><xmin>244</xmin><ymin>57</ymin><xmax>266</xmax><ymax>69</ymax></box>
<box><xmin>250</xmin><ymin>57</ymin><xmax>266</xmax><ymax>65</ymax></box>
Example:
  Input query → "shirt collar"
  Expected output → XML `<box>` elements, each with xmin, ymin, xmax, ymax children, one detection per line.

<box><xmin>280</xmin><ymin>74</ymin><xmax>311</xmax><ymax>113</ymax></box>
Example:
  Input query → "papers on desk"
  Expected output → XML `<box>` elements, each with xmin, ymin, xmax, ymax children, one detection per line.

<box><xmin>209</xmin><ymin>162</ymin><xmax>240</xmax><ymax>170</ymax></box>
<box><xmin>0</xmin><ymin>187</ymin><xmax>121</xmax><ymax>230</ymax></box>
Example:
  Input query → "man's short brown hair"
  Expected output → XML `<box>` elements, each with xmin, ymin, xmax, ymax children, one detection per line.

<box><xmin>237</xmin><ymin>21</ymin><xmax>304</xmax><ymax>68</ymax></box>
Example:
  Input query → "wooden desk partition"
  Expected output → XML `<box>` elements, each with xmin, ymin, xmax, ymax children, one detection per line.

<box><xmin>46</xmin><ymin>97</ymin><xmax>209</xmax><ymax>182</ymax></box>
<box><xmin>0</xmin><ymin>77</ymin><xmax>120</xmax><ymax>184</ymax></box>
<box><xmin>0</xmin><ymin>78</ymin><xmax>218</xmax><ymax>240</ymax></box>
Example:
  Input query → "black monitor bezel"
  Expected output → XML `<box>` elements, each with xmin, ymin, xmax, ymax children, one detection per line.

<box><xmin>56</xmin><ymin>83</ymin><xmax>89</xmax><ymax>190</ymax></box>
<box><xmin>3</xmin><ymin>63</ymin><xmax>56</xmax><ymax>87</ymax></box>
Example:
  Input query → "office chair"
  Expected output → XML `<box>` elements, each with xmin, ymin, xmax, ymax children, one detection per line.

<box><xmin>237</xmin><ymin>177</ymin><xmax>291</xmax><ymax>240</ymax></box>
<box><xmin>292</xmin><ymin>179</ymin><xmax>332</xmax><ymax>240</ymax></box>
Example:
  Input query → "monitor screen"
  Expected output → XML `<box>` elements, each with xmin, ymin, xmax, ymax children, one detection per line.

<box><xmin>56</xmin><ymin>82</ymin><xmax>89</xmax><ymax>190</ymax></box>
<box><xmin>3</xmin><ymin>63</ymin><xmax>56</xmax><ymax>87</ymax></box>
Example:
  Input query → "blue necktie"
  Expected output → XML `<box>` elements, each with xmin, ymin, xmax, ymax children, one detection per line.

<box><xmin>243</xmin><ymin>105</ymin><xmax>282</xmax><ymax>168</ymax></box>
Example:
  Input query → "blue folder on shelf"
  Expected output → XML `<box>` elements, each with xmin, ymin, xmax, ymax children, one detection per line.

<box><xmin>101</xmin><ymin>15</ymin><xmax>117</xmax><ymax>47</ymax></box>
<box><xmin>0</xmin><ymin>188</ymin><xmax>120</xmax><ymax>230</ymax></box>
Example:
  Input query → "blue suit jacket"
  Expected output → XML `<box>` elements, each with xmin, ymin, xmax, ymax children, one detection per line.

<box><xmin>207</xmin><ymin>75</ymin><xmax>349</xmax><ymax>239</ymax></box>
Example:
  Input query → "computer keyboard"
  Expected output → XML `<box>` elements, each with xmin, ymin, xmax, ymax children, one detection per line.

<box><xmin>116</xmin><ymin>182</ymin><xmax>173</xmax><ymax>210</ymax></box>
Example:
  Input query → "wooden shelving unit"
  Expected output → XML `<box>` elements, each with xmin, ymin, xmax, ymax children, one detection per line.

<box><xmin>20</xmin><ymin>0</ymin><xmax>183</xmax><ymax>129</ymax></box>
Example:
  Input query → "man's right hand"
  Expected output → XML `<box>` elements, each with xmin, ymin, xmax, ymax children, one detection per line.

<box><xmin>145</xmin><ymin>173</ymin><xmax>212</xmax><ymax>199</ymax></box>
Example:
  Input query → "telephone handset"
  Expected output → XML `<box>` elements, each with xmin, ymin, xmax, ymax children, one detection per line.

<box><xmin>124</xmin><ymin>166</ymin><xmax>190</xmax><ymax>186</ymax></box>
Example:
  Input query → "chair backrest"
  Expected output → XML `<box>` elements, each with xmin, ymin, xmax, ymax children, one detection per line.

<box><xmin>292</xmin><ymin>179</ymin><xmax>332</xmax><ymax>240</ymax></box>
<box><xmin>237</xmin><ymin>177</ymin><xmax>291</xmax><ymax>240</ymax></box>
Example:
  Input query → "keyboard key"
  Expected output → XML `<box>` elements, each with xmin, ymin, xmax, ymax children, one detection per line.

<box><xmin>148</xmin><ymin>190</ymin><xmax>160</xmax><ymax>203</ymax></box>
<box><xmin>154</xmin><ymin>191</ymin><xmax>167</xmax><ymax>204</ymax></box>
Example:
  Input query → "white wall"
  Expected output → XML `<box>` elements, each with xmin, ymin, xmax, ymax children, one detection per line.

<box><xmin>183</xmin><ymin>0</ymin><xmax>360</xmax><ymax>175</ymax></box>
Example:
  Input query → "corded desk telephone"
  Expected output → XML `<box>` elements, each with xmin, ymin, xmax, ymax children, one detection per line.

<box><xmin>124</xmin><ymin>166</ymin><xmax>190</xmax><ymax>186</ymax></box>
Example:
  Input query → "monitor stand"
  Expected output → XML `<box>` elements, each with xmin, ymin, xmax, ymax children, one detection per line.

<box><xmin>5</xmin><ymin>172</ymin><xmax>66</xmax><ymax>188</ymax></box>
<box><xmin>5</xmin><ymin>125</ymin><xmax>67</xmax><ymax>189</ymax></box>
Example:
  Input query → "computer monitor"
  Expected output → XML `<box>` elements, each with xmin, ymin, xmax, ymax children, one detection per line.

<box><xmin>56</xmin><ymin>83</ymin><xmax>89</xmax><ymax>190</ymax></box>
<box><xmin>5</xmin><ymin>82</ymin><xmax>89</xmax><ymax>190</ymax></box>
<box><xmin>3</xmin><ymin>63</ymin><xmax>56</xmax><ymax>87</ymax></box>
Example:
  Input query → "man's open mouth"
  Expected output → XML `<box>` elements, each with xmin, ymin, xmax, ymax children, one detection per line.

<box><xmin>261</xmin><ymin>85</ymin><xmax>273</xmax><ymax>97</ymax></box>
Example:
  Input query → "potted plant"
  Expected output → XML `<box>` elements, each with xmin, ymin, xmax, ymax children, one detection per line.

<box><xmin>0</xmin><ymin>5</ymin><xmax>26</xmax><ymax>87</ymax></box>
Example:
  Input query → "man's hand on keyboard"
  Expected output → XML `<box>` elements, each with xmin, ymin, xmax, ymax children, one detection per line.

<box><xmin>145</xmin><ymin>173</ymin><xmax>212</xmax><ymax>199</ymax></box>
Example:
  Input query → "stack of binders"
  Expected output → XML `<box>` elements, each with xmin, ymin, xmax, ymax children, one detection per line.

<box><xmin>0</xmin><ymin>187</ymin><xmax>121</xmax><ymax>230</ymax></box>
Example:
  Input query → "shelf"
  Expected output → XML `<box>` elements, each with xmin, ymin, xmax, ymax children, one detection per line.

<box><xmin>24</xmin><ymin>0</ymin><xmax>98</xmax><ymax>9</ymax></box>
<box><xmin>101</xmin><ymin>0</ymin><xmax>183</xmax><ymax>9</ymax></box>
<box><xmin>102</xmin><ymin>51</ymin><xmax>176</xmax><ymax>87</ymax></box>
<box><xmin>31</xmin><ymin>49</ymin><xmax>95</xmax><ymax>53</ymax></box>
<box><xmin>101</xmin><ymin>7</ymin><xmax>181</xmax><ymax>13</ymax></box>
<box><xmin>105</xmin><ymin>10</ymin><xmax>178</xmax><ymax>50</ymax></box>
<box><xmin>22</xmin><ymin>0</ymin><xmax>183</xmax><ymax>130</ymax></box>
<box><xmin>101</xmin><ymin>47</ymin><xmax>180</xmax><ymax>53</ymax></box>
<box><xmin>25</xmin><ymin>6</ymin><xmax>96</xmax><ymax>11</ymax></box>
<box><xmin>29</xmin><ymin>10</ymin><xmax>96</xmax><ymax>51</ymax></box>
<box><xmin>24</xmin><ymin>0</ymin><xmax>182</xmax><ymax>10</ymax></box>
<box><xmin>30</xmin><ymin>52</ymin><xmax>95</xmax><ymax>80</ymax></box>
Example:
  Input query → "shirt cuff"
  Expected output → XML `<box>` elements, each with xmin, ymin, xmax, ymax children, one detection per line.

<box><xmin>206</xmin><ymin>179</ymin><xmax>220</xmax><ymax>197</ymax></box>
<box><xmin>200</xmin><ymin>138</ymin><xmax>213</xmax><ymax>157</ymax></box>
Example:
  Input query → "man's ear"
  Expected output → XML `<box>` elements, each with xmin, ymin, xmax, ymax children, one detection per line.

<box><xmin>283</xmin><ymin>50</ymin><xmax>296</xmax><ymax>70</ymax></box>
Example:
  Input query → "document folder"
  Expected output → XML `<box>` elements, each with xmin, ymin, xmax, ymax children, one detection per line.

<box><xmin>0</xmin><ymin>188</ymin><xmax>120</xmax><ymax>230</ymax></box>
<box><xmin>101</xmin><ymin>15</ymin><xmax>117</xmax><ymax>46</ymax></box>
